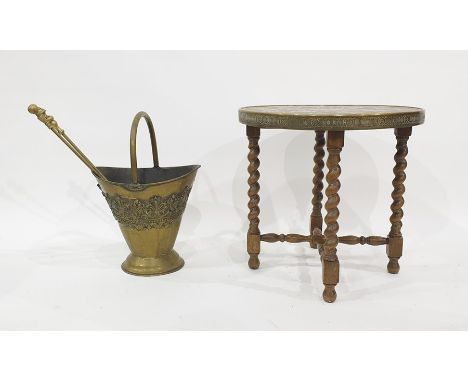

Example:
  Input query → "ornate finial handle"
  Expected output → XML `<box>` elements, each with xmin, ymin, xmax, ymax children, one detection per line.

<box><xmin>27</xmin><ymin>103</ymin><xmax>108</xmax><ymax>181</ymax></box>
<box><xmin>28</xmin><ymin>104</ymin><xmax>64</xmax><ymax>134</ymax></box>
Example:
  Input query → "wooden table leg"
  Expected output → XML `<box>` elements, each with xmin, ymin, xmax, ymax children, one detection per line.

<box><xmin>246</xmin><ymin>126</ymin><xmax>261</xmax><ymax>269</ymax></box>
<box><xmin>310</xmin><ymin>131</ymin><xmax>325</xmax><ymax>249</ymax></box>
<box><xmin>322</xmin><ymin>131</ymin><xmax>345</xmax><ymax>303</ymax></box>
<box><xmin>387</xmin><ymin>126</ymin><xmax>412</xmax><ymax>274</ymax></box>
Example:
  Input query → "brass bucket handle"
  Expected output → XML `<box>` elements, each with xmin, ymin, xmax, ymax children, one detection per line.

<box><xmin>130</xmin><ymin>111</ymin><xmax>159</xmax><ymax>184</ymax></box>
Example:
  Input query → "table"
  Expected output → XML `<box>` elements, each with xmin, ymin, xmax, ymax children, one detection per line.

<box><xmin>238</xmin><ymin>105</ymin><xmax>425</xmax><ymax>302</ymax></box>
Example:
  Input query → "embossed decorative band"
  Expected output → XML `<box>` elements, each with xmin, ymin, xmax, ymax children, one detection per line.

<box><xmin>102</xmin><ymin>186</ymin><xmax>192</xmax><ymax>230</ymax></box>
<box><xmin>239</xmin><ymin>105</ymin><xmax>425</xmax><ymax>131</ymax></box>
<box><xmin>239</xmin><ymin>113</ymin><xmax>423</xmax><ymax>130</ymax></box>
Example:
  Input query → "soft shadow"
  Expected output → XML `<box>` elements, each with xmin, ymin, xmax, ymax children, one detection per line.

<box><xmin>27</xmin><ymin>231</ymin><xmax>124</xmax><ymax>269</ymax></box>
<box><xmin>0</xmin><ymin>179</ymin><xmax>61</xmax><ymax>222</ymax></box>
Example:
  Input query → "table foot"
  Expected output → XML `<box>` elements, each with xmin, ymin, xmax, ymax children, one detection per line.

<box><xmin>323</xmin><ymin>285</ymin><xmax>337</xmax><ymax>303</ymax></box>
<box><xmin>248</xmin><ymin>255</ymin><xmax>260</xmax><ymax>270</ymax></box>
<box><xmin>387</xmin><ymin>259</ymin><xmax>400</xmax><ymax>274</ymax></box>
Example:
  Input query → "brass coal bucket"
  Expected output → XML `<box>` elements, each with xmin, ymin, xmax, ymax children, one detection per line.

<box><xmin>28</xmin><ymin>105</ymin><xmax>200</xmax><ymax>276</ymax></box>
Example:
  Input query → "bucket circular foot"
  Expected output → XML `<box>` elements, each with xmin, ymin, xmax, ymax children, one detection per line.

<box><xmin>121</xmin><ymin>249</ymin><xmax>184</xmax><ymax>276</ymax></box>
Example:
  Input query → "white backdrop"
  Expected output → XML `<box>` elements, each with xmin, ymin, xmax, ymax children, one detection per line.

<box><xmin>0</xmin><ymin>51</ymin><xmax>467</xmax><ymax>329</ymax></box>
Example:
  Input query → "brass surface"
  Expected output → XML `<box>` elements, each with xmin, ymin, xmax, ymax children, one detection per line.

<box><xmin>28</xmin><ymin>105</ymin><xmax>199</xmax><ymax>276</ymax></box>
<box><xmin>130</xmin><ymin>111</ymin><xmax>159</xmax><ymax>183</ymax></box>
<box><xmin>102</xmin><ymin>185</ymin><xmax>192</xmax><ymax>230</ymax></box>
<box><xmin>97</xmin><ymin>165</ymin><xmax>198</xmax><ymax>276</ymax></box>
<box><xmin>239</xmin><ymin>105</ymin><xmax>425</xmax><ymax>130</ymax></box>
<box><xmin>28</xmin><ymin>104</ymin><xmax>108</xmax><ymax>180</ymax></box>
<box><xmin>121</xmin><ymin>249</ymin><xmax>185</xmax><ymax>276</ymax></box>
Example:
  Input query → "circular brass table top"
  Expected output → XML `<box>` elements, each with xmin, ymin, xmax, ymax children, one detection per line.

<box><xmin>238</xmin><ymin>105</ymin><xmax>425</xmax><ymax>131</ymax></box>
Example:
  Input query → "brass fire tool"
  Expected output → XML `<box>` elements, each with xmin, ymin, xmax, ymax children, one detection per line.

<box><xmin>28</xmin><ymin>104</ymin><xmax>200</xmax><ymax>276</ymax></box>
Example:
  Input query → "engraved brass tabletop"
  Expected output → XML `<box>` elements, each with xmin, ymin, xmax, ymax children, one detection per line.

<box><xmin>239</xmin><ymin>104</ymin><xmax>425</xmax><ymax>303</ymax></box>
<box><xmin>239</xmin><ymin>105</ymin><xmax>425</xmax><ymax>130</ymax></box>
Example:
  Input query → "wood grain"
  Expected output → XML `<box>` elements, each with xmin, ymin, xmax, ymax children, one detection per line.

<box><xmin>246</xmin><ymin>126</ymin><xmax>261</xmax><ymax>269</ymax></box>
<box><xmin>387</xmin><ymin>127</ymin><xmax>412</xmax><ymax>274</ymax></box>
<box><xmin>310</xmin><ymin>131</ymin><xmax>325</xmax><ymax>248</ymax></box>
<box><xmin>322</xmin><ymin>131</ymin><xmax>344</xmax><ymax>303</ymax></box>
<box><xmin>339</xmin><ymin>235</ymin><xmax>388</xmax><ymax>246</ymax></box>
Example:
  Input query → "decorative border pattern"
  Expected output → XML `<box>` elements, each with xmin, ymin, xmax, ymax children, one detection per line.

<box><xmin>102</xmin><ymin>186</ymin><xmax>192</xmax><ymax>230</ymax></box>
<box><xmin>239</xmin><ymin>110</ymin><xmax>425</xmax><ymax>130</ymax></box>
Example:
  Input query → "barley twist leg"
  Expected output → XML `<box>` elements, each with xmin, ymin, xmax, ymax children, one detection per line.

<box><xmin>387</xmin><ymin>127</ymin><xmax>412</xmax><ymax>274</ymax></box>
<box><xmin>322</xmin><ymin>131</ymin><xmax>345</xmax><ymax>303</ymax></box>
<box><xmin>310</xmin><ymin>131</ymin><xmax>325</xmax><ymax>249</ymax></box>
<box><xmin>246</xmin><ymin>126</ymin><xmax>261</xmax><ymax>269</ymax></box>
